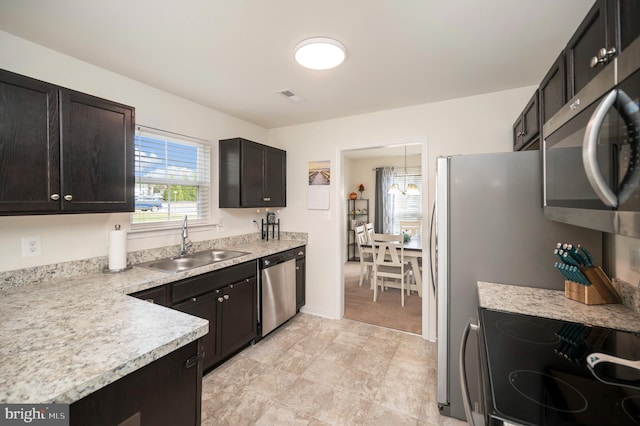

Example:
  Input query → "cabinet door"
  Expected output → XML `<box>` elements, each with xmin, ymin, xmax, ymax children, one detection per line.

<box><xmin>218</xmin><ymin>277</ymin><xmax>257</xmax><ymax>358</ymax></box>
<box><xmin>173</xmin><ymin>292</ymin><xmax>220</xmax><ymax>370</ymax></box>
<box><xmin>0</xmin><ymin>70</ymin><xmax>60</xmax><ymax>213</ymax></box>
<box><xmin>239</xmin><ymin>140</ymin><xmax>265</xmax><ymax>207</ymax></box>
<box><xmin>263</xmin><ymin>146</ymin><xmax>286</xmax><ymax>206</ymax></box>
<box><xmin>618</xmin><ymin>0</ymin><xmax>640</xmax><ymax>52</ymax></box>
<box><xmin>60</xmin><ymin>90</ymin><xmax>134</xmax><ymax>212</ymax></box>
<box><xmin>512</xmin><ymin>114</ymin><xmax>524</xmax><ymax>151</ymax></box>
<box><xmin>521</xmin><ymin>91</ymin><xmax>539</xmax><ymax>147</ymax></box>
<box><xmin>70</xmin><ymin>340</ymin><xmax>201</xmax><ymax>426</ymax></box>
<box><xmin>512</xmin><ymin>92</ymin><xmax>541</xmax><ymax>151</ymax></box>
<box><xmin>539</xmin><ymin>53</ymin><xmax>566</xmax><ymax>132</ymax></box>
<box><xmin>565</xmin><ymin>0</ymin><xmax>615</xmax><ymax>99</ymax></box>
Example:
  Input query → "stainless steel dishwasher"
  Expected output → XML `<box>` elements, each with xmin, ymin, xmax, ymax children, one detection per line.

<box><xmin>259</xmin><ymin>249</ymin><xmax>298</xmax><ymax>337</ymax></box>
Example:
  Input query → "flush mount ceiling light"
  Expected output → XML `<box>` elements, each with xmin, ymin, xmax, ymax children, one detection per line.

<box><xmin>294</xmin><ymin>37</ymin><xmax>346</xmax><ymax>70</ymax></box>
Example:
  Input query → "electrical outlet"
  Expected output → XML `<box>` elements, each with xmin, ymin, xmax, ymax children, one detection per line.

<box><xmin>21</xmin><ymin>236</ymin><xmax>41</xmax><ymax>257</ymax></box>
<box><xmin>631</xmin><ymin>245</ymin><xmax>640</xmax><ymax>272</ymax></box>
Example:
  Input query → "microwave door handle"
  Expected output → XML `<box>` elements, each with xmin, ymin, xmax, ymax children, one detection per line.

<box><xmin>582</xmin><ymin>89</ymin><xmax>618</xmax><ymax>208</ymax></box>
<box><xmin>615</xmin><ymin>90</ymin><xmax>640</xmax><ymax>205</ymax></box>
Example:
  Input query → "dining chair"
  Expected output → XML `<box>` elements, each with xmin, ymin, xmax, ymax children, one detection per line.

<box><xmin>354</xmin><ymin>225</ymin><xmax>374</xmax><ymax>287</ymax></box>
<box><xmin>365</xmin><ymin>222</ymin><xmax>375</xmax><ymax>243</ymax></box>
<box><xmin>371</xmin><ymin>233</ymin><xmax>411</xmax><ymax>306</ymax></box>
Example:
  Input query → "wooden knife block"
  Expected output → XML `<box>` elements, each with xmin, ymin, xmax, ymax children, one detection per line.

<box><xmin>564</xmin><ymin>266</ymin><xmax>620</xmax><ymax>305</ymax></box>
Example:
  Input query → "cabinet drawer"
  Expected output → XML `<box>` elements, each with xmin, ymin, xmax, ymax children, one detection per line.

<box><xmin>171</xmin><ymin>261</ymin><xmax>257</xmax><ymax>303</ymax></box>
<box><xmin>131</xmin><ymin>285</ymin><xmax>168</xmax><ymax>306</ymax></box>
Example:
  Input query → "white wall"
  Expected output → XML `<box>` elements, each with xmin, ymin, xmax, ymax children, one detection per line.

<box><xmin>268</xmin><ymin>86</ymin><xmax>536</xmax><ymax>335</ymax></box>
<box><xmin>0</xmin><ymin>31</ymin><xmax>269</xmax><ymax>272</ymax></box>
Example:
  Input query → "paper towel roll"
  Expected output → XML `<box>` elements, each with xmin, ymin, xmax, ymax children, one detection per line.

<box><xmin>108</xmin><ymin>229</ymin><xmax>127</xmax><ymax>271</ymax></box>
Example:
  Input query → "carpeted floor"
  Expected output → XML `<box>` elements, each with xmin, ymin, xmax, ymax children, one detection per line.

<box><xmin>343</xmin><ymin>262</ymin><xmax>422</xmax><ymax>335</ymax></box>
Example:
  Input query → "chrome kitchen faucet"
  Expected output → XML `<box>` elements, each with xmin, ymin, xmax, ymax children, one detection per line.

<box><xmin>180</xmin><ymin>215</ymin><xmax>193</xmax><ymax>256</ymax></box>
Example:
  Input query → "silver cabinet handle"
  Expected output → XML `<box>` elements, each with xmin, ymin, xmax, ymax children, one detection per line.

<box><xmin>223</xmin><ymin>294</ymin><xmax>230</xmax><ymax>300</ymax></box>
<box><xmin>583</xmin><ymin>89</ymin><xmax>618</xmax><ymax>207</ymax></box>
<box><xmin>63</xmin><ymin>194</ymin><xmax>73</xmax><ymax>201</ymax></box>
<box><xmin>191</xmin><ymin>297</ymin><xmax>197</xmax><ymax>302</ymax></box>
<box><xmin>144</xmin><ymin>298</ymin><xmax>155</xmax><ymax>304</ymax></box>
<box><xmin>50</xmin><ymin>194</ymin><xmax>60</xmax><ymax>201</ymax></box>
<box><xmin>263</xmin><ymin>197</ymin><xmax>271</xmax><ymax>201</ymax></box>
<box><xmin>460</xmin><ymin>319</ymin><xmax>479</xmax><ymax>426</ymax></box>
<box><xmin>218</xmin><ymin>297</ymin><xmax>224</xmax><ymax>303</ymax></box>
<box><xmin>590</xmin><ymin>47</ymin><xmax>616</xmax><ymax>68</ymax></box>
<box><xmin>184</xmin><ymin>351</ymin><xmax>205</xmax><ymax>369</ymax></box>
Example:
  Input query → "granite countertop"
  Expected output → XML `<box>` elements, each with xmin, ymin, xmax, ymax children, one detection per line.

<box><xmin>477</xmin><ymin>281</ymin><xmax>640</xmax><ymax>334</ymax></box>
<box><xmin>0</xmin><ymin>238</ymin><xmax>306</xmax><ymax>404</ymax></box>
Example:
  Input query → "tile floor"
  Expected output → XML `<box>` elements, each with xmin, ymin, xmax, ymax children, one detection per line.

<box><xmin>201</xmin><ymin>313</ymin><xmax>467</xmax><ymax>425</ymax></box>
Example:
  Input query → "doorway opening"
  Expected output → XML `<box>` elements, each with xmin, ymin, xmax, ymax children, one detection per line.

<box><xmin>341</xmin><ymin>143</ymin><xmax>424</xmax><ymax>335</ymax></box>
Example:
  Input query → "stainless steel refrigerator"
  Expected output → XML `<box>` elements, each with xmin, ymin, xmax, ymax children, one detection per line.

<box><xmin>434</xmin><ymin>151</ymin><xmax>603</xmax><ymax>421</ymax></box>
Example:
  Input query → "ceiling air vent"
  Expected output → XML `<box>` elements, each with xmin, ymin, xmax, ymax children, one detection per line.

<box><xmin>277</xmin><ymin>89</ymin><xmax>303</xmax><ymax>102</ymax></box>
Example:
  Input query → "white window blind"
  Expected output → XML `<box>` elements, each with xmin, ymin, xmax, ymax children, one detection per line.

<box><xmin>390</xmin><ymin>172</ymin><xmax>422</xmax><ymax>234</ymax></box>
<box><xmin>132</xmin><ymin>126</ymin><xmax>210</xmax><ymax>227</ymax></box>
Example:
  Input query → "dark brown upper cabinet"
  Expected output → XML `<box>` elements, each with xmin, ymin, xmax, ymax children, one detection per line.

<box><xmin>0</xmin><ymin>69</ymin><xmax>134</xmax><ymax>214</ymax></box>
<box><xmin>513</xmin><ymin>90</ymin><xmax>539</xmax><ymax>151</ymax></box>
<box><xmin>0</xmin><ymin>70</ymin><xmax>60</xmax><ymax>213</ymax></box>
<box><xmin>219</xmin><ymin>137</ymin><xmax>286</xmax><ymax>208</ymax></box>
<box><xmin>565</xmin><ymin>0</ymin><xmax>616</xmax><ymax>100</ymax></box>
<box><xmin>539</xmin><ymin>52</ymin><xmax>566</xmax><ymax>136</ymax></box>
<box><xmin>618</xmin><ymin>1</ymin><xmax>640</xmax><ymax>51</ymax></box>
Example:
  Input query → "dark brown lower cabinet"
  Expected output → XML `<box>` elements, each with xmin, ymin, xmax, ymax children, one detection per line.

<box><xmin>169</xmin><ymin>261</ymin><xmax>258</xmax><ymax>370</ymax></box>
<box><xmin>173</xmin><ymin>292</ymin><xmax>219</xmax><ymax>370</ymax></box>
<box><xmin>70</xmin><ymin>340</ymin><xmax>202</xmax><ymax>426</ymax></box>
<box><xmin>218</xmin><ymin>277</ymin><xmax>258</xmax><ymax>357</ymax></box>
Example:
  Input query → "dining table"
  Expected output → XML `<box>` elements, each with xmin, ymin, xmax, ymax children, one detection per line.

<box><xmin>365</xmin><ymin>235</ymin><xmax>423</xmax><ymax>296</ymax></box>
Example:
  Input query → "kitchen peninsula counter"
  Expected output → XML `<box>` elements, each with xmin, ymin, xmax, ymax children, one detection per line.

<box><xmin>478</xmin><ymin>281</ymin><xmax>640</xmax><ymax>334</ymax></box>
<box><xmin>0</xmin><ymin>237</ymin><xmax>306</xmax><ymax>404</ymax></box>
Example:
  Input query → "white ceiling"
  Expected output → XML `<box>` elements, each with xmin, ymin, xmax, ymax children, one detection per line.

<box><xmin>0</xmin><ymin>1</ymin><xmax>594</xmax><ymax>129</ymax></box>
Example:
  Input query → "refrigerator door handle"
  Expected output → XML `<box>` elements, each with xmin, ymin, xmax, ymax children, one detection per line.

<box><xmin>460</xmin><ymin>319</ymin><xmax>480</xmax><ymax>426</ymax></box>
<box><xmin>582</xmin><ymin>89</ymin><xmax>618</xmax><ymax>208</ymax></box>
<box><xmin>428</xmin><ymin>201</ymin><xmax>437</xmax><ymax>295</ymax></box>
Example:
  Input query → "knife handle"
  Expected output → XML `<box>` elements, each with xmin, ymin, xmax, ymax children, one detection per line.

<box><xmin>578</xmin><ymin>245</ymin><xmax>594</xmax><ymax>266</ymax></box>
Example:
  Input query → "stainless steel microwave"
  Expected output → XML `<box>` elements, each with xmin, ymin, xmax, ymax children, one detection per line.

<box><xmin>543</xmin><ymin>37</ymin><xmax>640</xmax><ymax>238</ymax></box>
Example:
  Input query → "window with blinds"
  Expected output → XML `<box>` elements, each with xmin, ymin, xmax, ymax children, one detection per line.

<box><xmin>132</xmin><ymin>126</ymin><xmax>210</xmax><ymax>227</ymax></box>
<box><xmin>390</xmin><ymin>172</ymin><xmax>422</xmax><ymax>234</ymax></box>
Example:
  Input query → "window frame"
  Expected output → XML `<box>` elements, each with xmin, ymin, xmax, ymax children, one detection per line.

<box><xmin>131</xmin><ymin>125</ymin><xmax>211</xmax><ymax>230</ymax></box>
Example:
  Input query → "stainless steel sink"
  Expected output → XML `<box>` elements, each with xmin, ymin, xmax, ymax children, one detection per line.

<box><xmin>191</xmin><ymin>249</ymin><xmax>249</xmax><ymax>262</ymax></box>
<box><xmin>136</xmin><ymin>249</ymin><xmax>249</xmax><ymax>274</ymax></box>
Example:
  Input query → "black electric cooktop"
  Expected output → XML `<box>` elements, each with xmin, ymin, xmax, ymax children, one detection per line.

<box><xmin>479</xmin><ymin>309</ymin><xmax>640</xmax><ymax>425</ymax></box>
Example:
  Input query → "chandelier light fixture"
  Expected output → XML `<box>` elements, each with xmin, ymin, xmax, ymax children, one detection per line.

<box><xmin>388</xmin><ymin>146</ymin><xmax>420</xmax><ymax>196</ymax></box>
<box><xmin>294</xmin><ymin>37</ymin><xmax>347</xmax><ymax>70</ymax></box>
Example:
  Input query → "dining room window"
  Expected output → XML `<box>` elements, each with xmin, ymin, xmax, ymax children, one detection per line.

<box><xmin>389</xmin><ymin>172</ymin><xmax>422</xmax><ymax>234</ymax></box>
